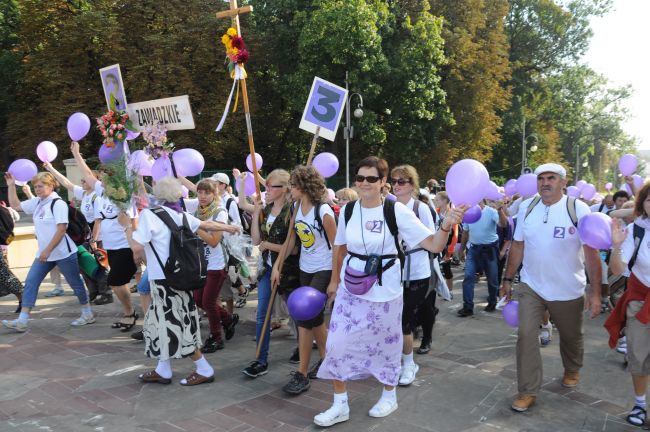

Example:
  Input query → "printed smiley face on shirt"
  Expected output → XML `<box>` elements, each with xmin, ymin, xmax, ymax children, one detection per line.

<box><xmin>295</xmin><ymin>221</ymin><xmax>316</xmax><ymax>249</ymax></box>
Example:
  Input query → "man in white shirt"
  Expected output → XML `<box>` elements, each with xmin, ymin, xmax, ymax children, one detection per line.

<box><xmin>500</xmin><ymin>163</ymin><xmax>602</xmax><ymax>413</ymax></box>
<box><xmin>590</xmin><ymin>194</ymin><xmax>614</xmax><ymax>214</ymax></box>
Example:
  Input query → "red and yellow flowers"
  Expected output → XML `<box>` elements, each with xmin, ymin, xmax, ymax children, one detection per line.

<box><xmin>220</xmin><ymin>27</ymin><xmax>249</xmax><ymax>65</ymax></box>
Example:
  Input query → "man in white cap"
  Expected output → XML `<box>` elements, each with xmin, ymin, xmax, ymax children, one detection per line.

<box><xmin>500</xmin><ymin>163</ymin><xmax>602</xmax><ymax>413</ymax></box>
<box><xmin>211</xmin><ymin>173</ymin><xmax>242</xmax><ymax>226</ymax></box>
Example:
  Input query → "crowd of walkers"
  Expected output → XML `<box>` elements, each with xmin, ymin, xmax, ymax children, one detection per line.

<box><xmin>0</xmin><ymin>146</ymin><xmax>648</xmax><ymax>428</ymax></box>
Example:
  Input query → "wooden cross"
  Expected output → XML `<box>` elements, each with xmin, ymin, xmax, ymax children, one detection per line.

<box><xmin>216</xmin><ymin>1</ymin><xmax>261</xmax><ymax>197</ymax></box>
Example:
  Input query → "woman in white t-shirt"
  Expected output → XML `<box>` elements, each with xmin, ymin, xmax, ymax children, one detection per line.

<box><xmin>192</xmin><ymin>179</ymin><xmax>238</xmax><ymax>354</ymax></box>
<box><xmin>1</xmin><ymin>172</ymin><xmax>94</xmax><ymax>332</ymax></box>
<box><xmin>71</xmin><ymin>141</ymin><xmax>139</xmax><ymax>331</ymax></box>
<box><xmin>313</xmin><ymin>157</ymin><xmax>465</xmax><ymax>427</ymax></box>
<box><xmin>271</xmin><ymin>165</ymin><xmax>337</xmax><ymax>396</ymax></box>
<box><xmin>119</xmin><ymin>177</ymin><xmax>238</xmax><ymax>386</ymax></box>
<box><xmin>608</xmin><ymin>183</ymin><xmax>650</xmax><ymax>428</ymax></box>
<box><xmin>390</xmin><ymin>165</ymin><xmax>436</xmax><ymax>386</ymax></box>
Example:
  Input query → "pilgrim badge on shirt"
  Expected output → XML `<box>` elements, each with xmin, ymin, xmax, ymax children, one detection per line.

<box><xmin>553</xmin><ymin>227</ymin><xmax>566</xmax><ymax>239</ymax></box>
<box><xmin>568</xmin><ymin>226</ymin><xmax>576</xmax><ymax>235</ymax></box>
<box><xmin>365</xmin><ymin>220</ymin><xmax>384</xmax><ymax>233</ymax></box>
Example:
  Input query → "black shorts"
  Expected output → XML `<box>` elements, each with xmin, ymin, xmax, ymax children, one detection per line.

<box><xmin>440</xmin><ymin>260</ymin><xmax>453</xmax><ymax>280</ymax></box>
<box><xmin>297</xmin><ymin>270</ymin><xmax>332</xmax><ymax>329</ymax></box>
<box><xmin>106</xmin><ymin>248</ymin><xmax>137</xmax><ymax>286</ymax></box>
<box><xmin>402</xmin><ymin>278</ymin><xmax>429</xmax><ymax>334</ymax></box>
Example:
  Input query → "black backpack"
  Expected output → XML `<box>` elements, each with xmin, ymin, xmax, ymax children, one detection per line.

<box><xmin>149</xmin><ymin>207</ymin><xmax>207</xmax><ymax>291</ymax></box>
<box><xmin>226</xmin><ymin>197</ymin><xmax>252</xmax><ymax>235</ymax></box>
<box><xmin>50</xmin><ymin>198</ymin><xmax>90</xmax><ymax>247</ymax></box>
<box><xmin>0</xmin><ymin>206</ymin><xmax>15</xmax><ymax>245</ymax></box>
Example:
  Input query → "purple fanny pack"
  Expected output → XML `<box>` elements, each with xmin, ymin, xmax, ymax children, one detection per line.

<box><xmin>343</xmin><ymin>266</ymin><xmax>377</xmax><ymax>295</ymax></box>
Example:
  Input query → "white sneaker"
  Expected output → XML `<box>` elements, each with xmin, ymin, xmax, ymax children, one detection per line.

<box><xmin>616</xmin><ymin>337</ymin><xmax>627</xmax><ymax>354</ymax></box>
<box><xmin>368</xmin><ymin>398</ymin><xmax>398</xmax><ymax>418</ymax></box>
<box><xmin>314</xmin><ymin>404</ymin><xmax>350</xmax><ymax>427</ymax></box>
<box><xmin>2</xmin><ymin>319</ymin><xmax>28</xmax><ymax>332</ymax></box>
<box><xmin>398</xmin><ymin>363</ymin><xmax>419</xmax><ymax>386</ymax></box>
<box><xmin>71</xmin><ymin>314</ymin><xmax>96</xmax><ymax>327</ymax></box>
<box><xmin>45</xmin><ymin>287</ymin><xmax>65</xmax><ymax>297</ymax></box>
<box><xmin>539</xmin><ymin>323</ymin><xmax>553</xmax><ymax>347</ymax></box>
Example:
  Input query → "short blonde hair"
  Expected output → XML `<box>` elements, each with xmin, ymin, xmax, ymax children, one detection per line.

<box><xmin>153</xmin><ymin>177</ymin><xmax>183</xmax><ymax>203</ymax></box>
<box><xmin>336</xmin><ymin>188</ymin><xmax>358</xmax><ymax>202</ymax></box>
<box><xmin>32</xmin><ymin>172</ymin><xmax>59</xmax><ymax>189</ymax></box>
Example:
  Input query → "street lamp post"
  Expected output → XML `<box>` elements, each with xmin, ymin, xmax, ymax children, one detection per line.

<box><xmin>344</xmin><ymin>71</ymin><xmax>364</xmax><ymax>188</ymax></box>
<box><xmin>521</xmin><ymin>116</ymin><xmax>538</xmax><ymax>174</ymax></box>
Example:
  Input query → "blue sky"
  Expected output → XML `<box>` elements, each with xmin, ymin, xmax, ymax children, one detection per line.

<box><xmin>584</xmin><ymin>0</ymin><xmax>650</xmax><ymax>150</ymax></box>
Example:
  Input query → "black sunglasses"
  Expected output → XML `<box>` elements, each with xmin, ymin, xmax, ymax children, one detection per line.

<box><xmin>355</xmin><ymin>175</ymin><xmax>381</xmax><ymax>184</ymax></box>
<box><xmin>268</xmin><ymin>184</ymin><xmax>284</xmax><ymax>189</ymax></box>
<box><xmin>391</xmin><ymin>178</ymin><xmax>411</xmax><ymax>186</ymax></box>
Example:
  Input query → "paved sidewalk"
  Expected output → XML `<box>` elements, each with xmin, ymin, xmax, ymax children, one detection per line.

<box><xmin>0</xmin><ymin>268</ymin><xmax>646</xmax><ymax>432</ymax></box>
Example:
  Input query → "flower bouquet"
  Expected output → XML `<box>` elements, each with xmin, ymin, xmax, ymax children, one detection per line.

<box><xmin>142</xmin><ymin>121</ymin><xmax>174</xmax><ymax>160</ymax></box>
<box><xmin>220</xmin><ymin>27</ymin><xmax>250</xmax><ymax>74</ymax></box>
<box><xmin>97</xmin><ymin>109</ymin><xmax>134</xmax><ymax>148</ymax></box>
<box><xmin>101</xmin><ymin>155</ymin><xmax>139</xmax><ymax>211</ymax></box>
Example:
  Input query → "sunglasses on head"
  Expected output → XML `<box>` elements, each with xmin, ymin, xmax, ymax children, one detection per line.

<box><xmin>391</xmin><ymin>178</ymin><xmax>411</xmax><ymax>186</ymax></box>
<box><xmin>355</xmin><ymin>175</ymin><xmax>381</xmax><ymax>184</ymax></box>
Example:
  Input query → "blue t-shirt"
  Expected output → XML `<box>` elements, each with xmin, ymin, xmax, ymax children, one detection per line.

<box><xmin>464</xmin><ymin>206</ymin><xmax>499</xmax><ymax>245</ymax></box>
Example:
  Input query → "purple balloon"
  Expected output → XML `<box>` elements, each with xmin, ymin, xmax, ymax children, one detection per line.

<box><xmin>566</xmin><ymin>186</ymin><xmax>581</xmax><ymax>198</ymax></box>
<box><xmin>618</xmin><ymin>154</ymin><xmax>638</xmax><ymax>176</ymax></box>
<box><xmin>36</xmin><ymin>141</ymin><xmax>58</xmax><ymax>163</ymax></box>
<box><xmin>98</xmin><ymin>143</ymin><xmax>123</xmax><ymax>164</ymax></box>
<box><xmin>128</xmin><ymin>150</ymin><xmax>153</xmax><ymax>176</ymax></box>
<box><xmin>485</xmin><ymin>181</ymin><xmax>502</xmax><ymax>200</ymax></box>
<box><xmin>462</xmin><ymin>205</ymin><xmax>482</xmax><ymax>224</ymax></box>
<box><xmin>67</xmin><ymin>112</ymin><xmax>91</xmax><ymax>141</ymax></box>
<box><xmin>503</xmin><ymin>300</ymin><xmax>519</xmax><ymax>327</ymax></box>
<box><xmin>172</xmin><ymin>148</ymin><xmax>204</xmax><ymax>177</ymax></box>
<box><xmin>246</xmin><ymin>153</ymin><xmax>263</xmax><ymax>172</ymax></box>
<box><xmin>578</xmin><ymin>212</ymin><xmax>612</xmax><ymax>249</ymax></box>
<box><xmin>245</xmin><ymin>172</ymin><xmax>256</xmax><ymax>195</ymax></box>
<box><xmin>516</xmin><ymin>173</ymin><xmax>537</xmax><ymax>197</ymax></box>
<box><xmin>581</xmin><ymin>183</ymin><xmax>596</xmax><ymax>200</ymax></box>
<box><xmin>385</xmin><ymin>193</ymin><xmax>397</xmax><ymax>202</ymax></box>
<box><xmin>126</xmin><ymin>130</ymin><xmax>141</xmax><ymax>141</ymax></box>
<box><xmin>287</xmin><ymin>286</ymin><xmax>327</xmax><ymax>321</ymax></box>
<box><xmin>504</xmin><ymin>179</ymin><xmax>517</xmax><ymax>197</ymax></box>
<box><xmin>151</xmin><ymin>157</ymin><xmax>173</xmax><ymax>181</ymax></box>
<box><xmin>312</xmin><ymin>152</ymin><xmax>339</xmax><ymax>178</ymax></box>
<box><xmin>605</xmin><ymin>182</ymin><xmax>613</xmax><ymax>191</ymax></box>
<box><xmin>576</xmin><ymin>180</ymin><xmax>587</xmax><ymax>191</ymax></box>
<box><xmin>445</xmin><ymin>159</ymin><xmax>490</xmax><ymax>206</ymax></box>
<box><xmin>8</xmin><ymin>159</ymin><xmax>38</xmax><ymax>182</ymax></box>
<box><xmin>632</xmin><ymin>174</ymin><xmax>644</xmax><ymax>189</ymax></box>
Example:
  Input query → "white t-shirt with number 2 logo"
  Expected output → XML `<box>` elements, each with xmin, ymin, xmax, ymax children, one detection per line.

<box><xmin>514</xmin><ymin>195</ymin><xmax>590</xmax><ymax>301</ymax></box>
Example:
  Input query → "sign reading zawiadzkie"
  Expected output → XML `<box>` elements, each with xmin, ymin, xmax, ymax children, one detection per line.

<box><xmin>126</xmin><ymin>95</ymin><xmax>195</xmax><ymax>131</ymax></box>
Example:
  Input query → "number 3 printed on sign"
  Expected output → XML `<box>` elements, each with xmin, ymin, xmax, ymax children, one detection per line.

<box><xmin>310</xmin><ymin>86</ymin><xmax>341</xmax><ymax>124</ymax></box>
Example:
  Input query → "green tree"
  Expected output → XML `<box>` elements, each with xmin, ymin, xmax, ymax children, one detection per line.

<box><xmin>0</xmin><ymin>0</ymin><xmax>21</xmax><ymax>166</ymax></box>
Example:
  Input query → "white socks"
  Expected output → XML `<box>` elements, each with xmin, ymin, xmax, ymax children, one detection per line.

<box><xmin>195</xmin><ymin>356</ymin><xmax>214</xmax><ymax>378</ymax></box>
<box><xmin>402</xmin><ymin>352</ymin><xmax>414</xmax><ymax>366</ymax></box>
<box><xmin>155</xmin><ymin>359</ymin><xmax>172</xmax><ymax>379</ymax></box>
<box><xmin>81</xmin><ymin>306</ymin><xmax>93</xmax><ymax>317</ymax></box>
<box><xmin>334</xmin><ymin>392</ymin><xmax>349</xmax><ymax>409</ymax></box>
<box><xmin>17</xmin><ymin>312</ymin><xmax>29</xmax><ymax>324</ymax></box>
<box><xmin>381</xmin><ymin>387</ymin><xmax>397</xmax><ymax>404</ymax></box>
<box><xmin>634</xmin><ymin>394</ymin><xmax>646</xmax><ymax>408</ymax></box>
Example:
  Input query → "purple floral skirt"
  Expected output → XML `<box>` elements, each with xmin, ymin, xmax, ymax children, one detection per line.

<box><xmin>317</xmin><ymin>288</ymin><xmax>403</xmax><ymax>386</ymax></box>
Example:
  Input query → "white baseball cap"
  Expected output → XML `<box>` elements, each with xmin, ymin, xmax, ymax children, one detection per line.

<box><xmin>534</xmin><ymin>163</ymin><xmax>566</xmax><ymax>179</ymax></box>
<box><xmin>211</xmin><ymin>173</ymin><xmax>230</xmax><ymax>185</ymax></box>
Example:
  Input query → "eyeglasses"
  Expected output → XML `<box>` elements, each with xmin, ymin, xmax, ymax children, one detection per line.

<box><xmin>355</xmin><ymin>175</ymin><xmax>381</xmax><ymax>184</ymax></box>
<box><xmin>391</xmin><ymin>178</ymin><xmax>411</xmax><ymax>186</ymax></box>
<box><xmin>268</xmin><ymin>184</ymin><xmax>284</xmax><ymax>189</ymax></box>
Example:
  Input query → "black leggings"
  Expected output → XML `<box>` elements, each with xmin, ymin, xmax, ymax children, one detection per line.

<box><xmin>402</xmin><ymin>278</ymin><xmax>429</xmax><ymax>334</ymax></box>
<box><xmin>417</xmin><ymin>288</ymin><xmax>438</xmax><ymax>344</ymax></box>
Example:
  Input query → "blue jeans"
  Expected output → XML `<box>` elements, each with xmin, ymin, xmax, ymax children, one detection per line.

<box><xmin>255</xmin><ymin>265</ymin><xmax>272</xmax><ymax>365</ymax></box>
<box><xmin>137</xmin><ymin>269</ymin><xmax>150</xmax><ymax>294</ymax></box>
<box><xmin>462</xmin><ymin>243</ymin><xmax>499</xmax><ymax>310</ymax></box>
<box><xmin>23</xmin><ymin>253</ymin><xmax>89</xmax><ymax>309</ymax></box>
